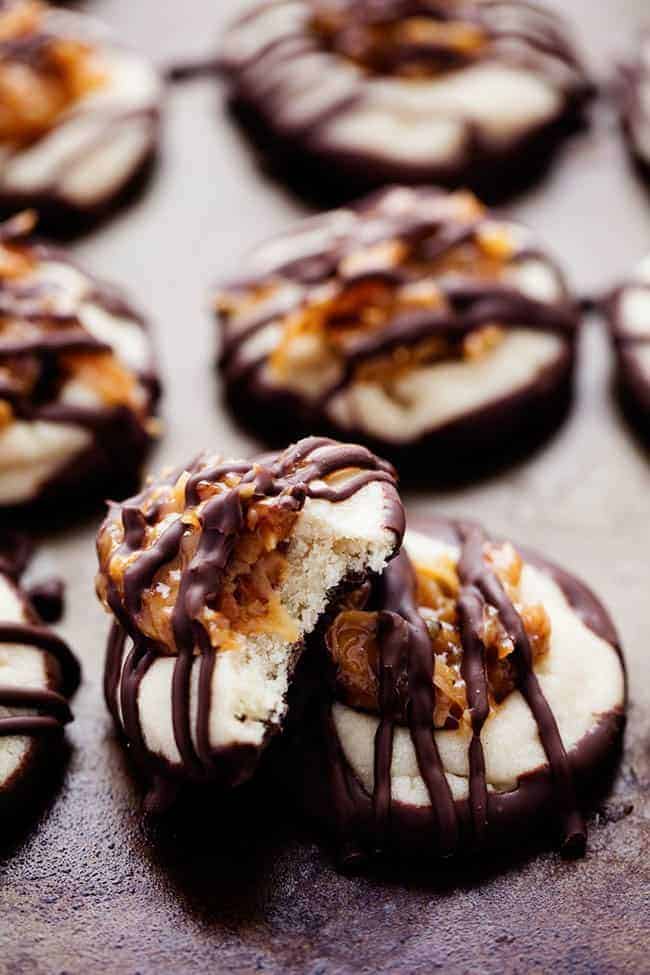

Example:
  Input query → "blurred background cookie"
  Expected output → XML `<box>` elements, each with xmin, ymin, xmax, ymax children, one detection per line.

<box><xmin>216</xmin><ymin>186</ymin><xmax>578</xmax><ymax>480</ymax></box>
<box><xmin>0</xmin><ymin>0</ymin><xmax>162</xmax><ymax>228</ymax></box>
<box><xmin>0</xmin><ymin>211</ymin><xmax>160</xmax><ymax>515</ymax></box>
<box><xmin>603</xmin><ymin>254</ymin><xmax>650</xmax><ymax>442</ymax></box>
<box><xmin>618</xmin><ymin>28</ymin><xmax>650</xmax><ymax>179</ymax></box>
<box><xmin>218</xmin><ymin>0</ymin><xmax>591</xmax><ymax>202</ymax></box>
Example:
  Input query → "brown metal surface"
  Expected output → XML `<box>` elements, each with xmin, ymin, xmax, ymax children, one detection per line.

<box><xmin>1</xmin><ymin>2</ymin><xmax>649</xmax><ymax>972</ymax></box>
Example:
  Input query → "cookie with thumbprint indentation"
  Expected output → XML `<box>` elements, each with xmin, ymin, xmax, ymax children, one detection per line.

<box><xmin>603</xmin><ymin>255</ymin><xmax>650</xmax><ymax>442</ymax></box>
<box><xmin>0</xmin><ymin>534</ymin><xmax>79</xmax><ymax>815</ymax></box>
<box><xmin>0</xmin><ymin>211</ymin><xmax>160</xmax><ymax>514</ymax></box>
<box><xmin>0</xmin><ymin>0</ymin><xmax>162</xmax><ymax>227</ymax></box>
<box><xmin>216</xmin><ymin>186</ymin><xmax>578</xmax><ymax>478</ymax></box>
<box><xmin>218</xmin><ymin>0</ymin><xmax>591</xmax><ymax>202</ymax></box>
<box><xmin>95</xmin><ymin>436</ymin><xmax>404</xmax><ymax>811</ymax></box>
<box><xmin>296</xmin><ymin>516</ymin><xmax>625</xmax><ymax>865</ymax></box>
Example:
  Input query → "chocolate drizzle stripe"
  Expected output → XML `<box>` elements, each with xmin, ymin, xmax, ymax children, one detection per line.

<box><xmin>457</xmin><ymin>586</ymin><xmax>489</xmax><ymax>845</ymax></box>
<box><xmin>457</xmin><ymin>523</ymin><xmax>585</xmax><ymax>852</ymax></box>
<box><xmin>0</xmin><ymin>714</ymin><xmax>62</xmax><ymax>736</ymax></box>
<box><xmin>374</xmin><ymin>550</ymin><xmax>458</xmax><ymax>854</ymax></box>
<box><xmin>101</xmin><ymin>438</ymin><xmax>403</xmax><ymax>801</ymax></box>
<box><xmin>0</xmin><ymin>599</ymin><xmax>78</xmax><ymax>739</ymax></box>
<box><xmin>0</xmin><ymin>621</ymin><xmax>80</xmax><ymax>694</ymax></box>
<box><xmin>122</xmin><ymin>519</ymin><xmax>186</xmax><ymax>620</ymax></box>
<box><xmin>0</xmin><ymin>685</ymin><xmax>72</xmax><ymax>723</ymax></box>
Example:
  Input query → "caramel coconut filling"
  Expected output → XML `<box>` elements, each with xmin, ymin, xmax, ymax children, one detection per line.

<box><xmin>0</xmin><ymin>0</ymin><xmax>106</xmax><ymax>148</ymax></box>
<box><xmin>327</xmin><ymin>540</ymin><xmax>551</xmax><ymax>730</ymax></box>
<box><xmin>311</xmin><ymin>1</ymin><xmax>489</xmax><ymax>78</ymax></box>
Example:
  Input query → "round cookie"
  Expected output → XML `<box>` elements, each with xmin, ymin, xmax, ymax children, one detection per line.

<box><xmin>96</xmin><ymin>437</ymin><xmax>404</xmax><ymax>810</ymax></box>
<box><xmin>0</xmin><ymin>211</ymin><xmax>160</xmax><ymax>514</ymax></box>
<box><xmin>0</xmin><ymin>534</ymin><xmax>80</xmax><ymax>814</ymax></box>
<box><xmin>619</xmin><ymin>30</ymin><xmax>650</xmax><ymax>178</ymax></box>
<box><xmin>298</xmin><ymin>517</ymin><xmax>626</xmax><ymax>864</ymax></box>
<box><xmin>216</xmin><ymin>186</ymin><xmax>578</xmax><ymax>477</ymax></box>
<box><xmin>603</xmin><ymin>255</ymin><xmax>650</xmax><ymax>442</ymax></box>
<box><xmin>0</xmin><ymin>0</ymin><xmax>162</xmax><ymax>226</ymax></box>
<box><xmin>218</xmin><ymin>0</ymin><xmax>590</xmax><ymax>201</ymax></box>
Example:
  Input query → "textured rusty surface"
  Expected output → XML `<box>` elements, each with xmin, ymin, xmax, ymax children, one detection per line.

<box><xmin>1</xmin><ymin>1</ymin><xmax>649</xmax><ymax>972</ymax></box>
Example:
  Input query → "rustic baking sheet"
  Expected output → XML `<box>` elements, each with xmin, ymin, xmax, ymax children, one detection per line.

<box><xmin>1</xmin><ymin>1</ymin><xmax>649</xmax><ymax>972</ymax></box>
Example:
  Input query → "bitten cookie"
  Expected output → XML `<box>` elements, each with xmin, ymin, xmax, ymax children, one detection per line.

<box><xmin>603</xmin><ymin>255</ymin><xmax>650</xmax><ymax>441</ymax></box>
<box><xmin>96</xmin><ymin>437</ymin><xmax>404</xmax><ymax>810</ymax></box>
<box><xmin>0</xmin><ymin>534</ymin><xmax>80</xmax><ymax>813</ymax></box>
<box><xmin>0</xmin><ymin>0</ymin><xmax>162</xmax><ymax>224</ymax></box>
<box><xmin>0</xmin><ymin>212</ymin><xmax>159</xmax><ymax>513</ymax></box>
<box><xmin>218</xmin><ymin>0</ymin><xmax>590</xmax><ymax>200</ymax></box>
<box><xmin>619</xmin><ymin>30</ymin><xmax>650</xmax><ymax>177</ymax></box>
<box><xmin>298</xmin><ymin>517</ymin><xmax>625</xmax><ymax>864</ymax></box>
<box><xmin>216</xmin><ymin>186</ymin><xmax>578</xmax><ymax>475</ymax></box>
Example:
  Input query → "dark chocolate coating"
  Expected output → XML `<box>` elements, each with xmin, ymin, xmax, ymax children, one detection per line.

<box><xmin>298</xmin><ymin>515</ymin><xmax>625</xmax><ymax>865</ymax></box>
<box><xmin>216</xmin><ymin>187</ymin><xmax>578</xmax><ymax>479</ymax></box>
<box><xmin>602</xmin><ymin>279</ymin><xmax>650</xmax><ymax>444</ymax></box>
<box><xmin>0</xmin><ymin>221</ymin><xmax>160</xmax><ymax>517</ymax></box>
<box><xmin>216</xmin><ymin>0</ymin><xmax>591</xmax><ymax>204</ymax></box>
<box><xmin>99</xmin><ymin>437</ymin><xmax>404</xmax><ymax>810</ymax></box>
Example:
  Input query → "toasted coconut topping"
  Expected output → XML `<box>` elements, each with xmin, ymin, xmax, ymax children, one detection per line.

<box><xmin>0</xmin><ymin>0</ymin><xmax>106</xmax><ymax>147</ymax></box>
<box><xmin>311</xmin><ymin>0</ymin><xmax>489</xmax><ymax>78</ymax></box>
<box><xmin>327</xmin><ymin>539</ymin><xmax>551</xmax><ymax>728</ymax></box>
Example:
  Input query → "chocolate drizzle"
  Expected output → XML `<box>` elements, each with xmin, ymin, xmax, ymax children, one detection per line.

<box><xmin>0</xmin><ymin>536</ymin><xmax>79</xmax><ymax>742</ymax></box>
<box><xmin>100</xmin><ymin>437</ymin><xmax>404</xmax><ymax>806</ymax></box>
<box><xmin>219</xmin><ymin>188</ymin><xmax>576</xmax><ymax>408</ymax></box>
<box><xmin>323</xmin><ymin>518</ymin><xmax>599</xmax><ymax>863</ymax></box>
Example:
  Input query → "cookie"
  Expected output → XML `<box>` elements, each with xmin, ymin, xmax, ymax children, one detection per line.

<box><xmin>298</xmin><ymin>516</ymin><xmax>625</xmax><ymax>864</ymax></box>
<box><xmin>96</xmin><ymin>436</ymin><xmax>404</xmax><ymax>810</ymax></box>
<box><xmin>0</xmin><ymin>211</ymin><xmax>159</xmax><ymax>513</ymax></box>
<box><xmin>216</xmin><ymin>186</ymin><xmax>578</xmax><ymax>477</ymax></box>
<box><xmin>0</xmin><ymin>1</ymin><xmax>162</xmax><ymax>226</ymax></box>
<box><xmin>603</xmin><ymin>255</ymin><xmax>650</xmax><ymax>441</ymax></box>
<box><xmin>619</xmin><ymin>29</ymin><xmax>650</xmax><ymax>178</ymax></box>
<box><xmin>218</xmin><ymin>0</ymin><xmax>590</xmax><ymax>201</ymax></box>
<box><xmin>0</xmin><ymin>533</ymin><xmax>79</xmax><ymax>813</ymax></box>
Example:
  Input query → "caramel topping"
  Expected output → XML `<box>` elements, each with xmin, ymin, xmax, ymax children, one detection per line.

<box><xmin>98</xmin><ymin>463</ymin><xmax>301</xmax><ymax>654</ymax></box>
<box><xmin>61</xmin><ymin>351</ymin><xmax>144</xmax><ymax>414</ymax></box>
<box><xmin>0</xmin><ymin>0</ymin><xmax>106</xmax><ymax>147</ymax></box>
<box><xmin>311</xmin><ymin>2</ymin><xmax>488</xmax><ymax>78</ymax></box>
<box><xmin>327</xmin><ymin>541</ymin><xmax>551</xmax><ymax>728</ymax></box>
